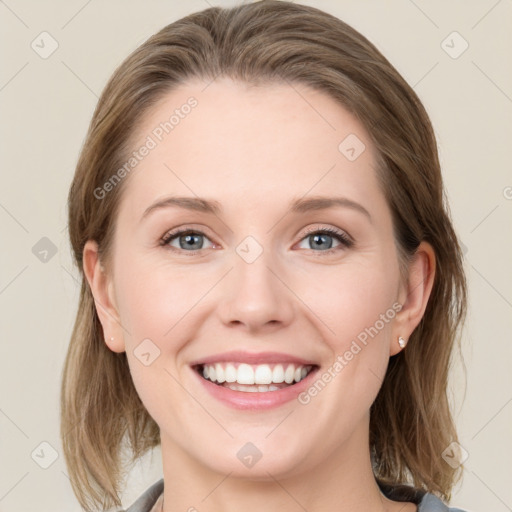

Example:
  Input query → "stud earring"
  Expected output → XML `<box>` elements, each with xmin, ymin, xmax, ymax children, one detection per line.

<box><xmin>398</xmin><ymin>336</ymin><xmax>407</xmax><ymax>348</ymax></box>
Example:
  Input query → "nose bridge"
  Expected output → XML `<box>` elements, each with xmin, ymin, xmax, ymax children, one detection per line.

<box><xmin>216</xmin><ymin>234</ymin><xmax>294</xmax><ymax>331</ymax></box>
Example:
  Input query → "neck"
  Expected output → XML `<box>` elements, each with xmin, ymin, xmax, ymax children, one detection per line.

<box><xmin>159</xmin><ymin>421</ymin><xmax>394</xmax><ymax>512</ymax></box>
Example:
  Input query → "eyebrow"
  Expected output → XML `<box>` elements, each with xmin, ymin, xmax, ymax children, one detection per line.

<box><xmin>141</xmin><ymin>195</ymin><xmax>372</xmax><ymax>223</ymax></box>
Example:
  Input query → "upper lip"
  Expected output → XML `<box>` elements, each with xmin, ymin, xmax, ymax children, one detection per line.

<box><xmin>189</xmin><ymin>350</ymin><xmax>318</xmax><ymax>366</ymax></box>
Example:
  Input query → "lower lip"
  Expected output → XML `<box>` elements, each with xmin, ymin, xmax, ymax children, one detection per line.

<box><xmin>192</xmin><ymin>366</ymin><xmax>319</xmax><ymax>410</ymax></box>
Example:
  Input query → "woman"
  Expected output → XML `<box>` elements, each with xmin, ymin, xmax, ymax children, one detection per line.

<box><xmin>61</xmin><ymin>1</ymin><xmax>468</xmax><ymax>511</ymax></box>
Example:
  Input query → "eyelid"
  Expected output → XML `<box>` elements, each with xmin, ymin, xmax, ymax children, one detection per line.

<box><xmin>161</xmin><ymin>225</ymin><xmax>216</xmax><ymax>245</ymax></box>
<box><xmin>300</xmin><ymin>224</ymin><xmax>353</xmax><ymax>243</ymax></box>
<box><xmin>160</xmin><ymin>223</ymin><xmax>354</xmax><ymax>253</ymax></box>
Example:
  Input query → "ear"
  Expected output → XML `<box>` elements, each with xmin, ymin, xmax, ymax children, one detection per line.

<box><xmin>82</xmin><ymin>239</ymin><xmax>126</xmax><ymax>353</ymax></box>
<box><xmin>390</xmin><ymin>241</ymin><xmax>436</xmax><ymax>356</ymax></box>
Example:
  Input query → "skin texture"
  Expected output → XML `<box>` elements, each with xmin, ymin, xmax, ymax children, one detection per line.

<box><xmin>83</xmin><ymin>78</ymin><xmax>434</xmax><ymax>512</ymax></box>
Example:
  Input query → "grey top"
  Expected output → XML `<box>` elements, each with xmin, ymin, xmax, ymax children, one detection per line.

<box><xmin>123</xmin><ymin>479</ymin><xmax>467</xmax><ymax>512</ymax></box>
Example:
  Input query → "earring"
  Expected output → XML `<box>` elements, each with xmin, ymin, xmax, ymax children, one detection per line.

<box><xmin>398</xmin><ymin>336</ymin><xmax>407</xmax><ymax>348</ymax></box>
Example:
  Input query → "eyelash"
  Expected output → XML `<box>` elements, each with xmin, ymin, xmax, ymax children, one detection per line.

<box><xmin>160</xmin><ymin>225</ymin><xmax>354</xmax><ymax>256</ymax></box>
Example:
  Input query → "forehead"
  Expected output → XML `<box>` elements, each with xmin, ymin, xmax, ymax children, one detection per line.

<box><xmin>118</xmin><ymin>77</ymin><xmax>383</xmax><ymax>219</ymax></box>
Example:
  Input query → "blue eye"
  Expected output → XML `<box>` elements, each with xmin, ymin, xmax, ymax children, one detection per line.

<box><xmin>160</xmin><ymin>226</ymin><xmax>353</xmax><ymax>255</ymax></box>
<box><xmin>297</xmin><ymin>227</ymin><xmax>353</xmax><ymax>253</ymax></box>
<box><xmin>161</xmin><ymin>229</ymin><xmax>214</xmax><ymax>252</ymax></box>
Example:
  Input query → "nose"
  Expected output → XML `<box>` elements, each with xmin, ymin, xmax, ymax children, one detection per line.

<box><xmin>216</xmin><ymin>246</ymin><xmax>295</xmax><ymax>334</ymax></box>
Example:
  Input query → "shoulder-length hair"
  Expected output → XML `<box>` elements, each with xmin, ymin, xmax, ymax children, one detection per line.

<box><xmin>62</xmin><ymin>1</ymin><xmax>467</xmax><ymax>510</ymax></box>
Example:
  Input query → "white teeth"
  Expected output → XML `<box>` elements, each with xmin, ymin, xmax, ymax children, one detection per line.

<box><xmin>201</xmin><ymin>362</ymin><xmax>313</xmax><ymax>387</ymax></box>
<box><xmin>225</xmin><ymin>364</ymin><xmax>237</xmax><ymax>383</ymax></box>
<box><xmin>215</xmin><ymin>363</ymin><xmax>225</xmax><ymax>383</ymax></box>
<box><xmin>237</xmin><ymin>363</ymin><xmax>254</xmax><ymax>384</ymax></box>
<box><xmin>254</xmin><ymin>365</ymin><xmax>273</xmax><ymax>385</ymax></box>
<box><xmin>272</xmin><ymin>364</ymin><xmax>285</xmax><ymax>383</ymax></box>
<box><xmin>224</xmin><ymin>383</ymin><xmax>281</xmax><ymax>392</ymax></box>
<box><xmin>284</xmin><ymin>365</ymin><xmax>295</xmax><ymax>384</ymax></box>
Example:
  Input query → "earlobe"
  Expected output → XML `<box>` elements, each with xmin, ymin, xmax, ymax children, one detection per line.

<box><xmin>390</xmin><ymin>241</ymin><xmax>436</xmax><ymax>356</ymax></box>
<box><xmin>82</xmin><ymin>240</ymin><xmax>126</xmax><ymax>353</ymax></box>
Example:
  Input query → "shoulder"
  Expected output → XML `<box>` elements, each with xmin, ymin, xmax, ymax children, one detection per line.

<box><xmin>120</xmin><ymin>479</ymin><xmax>469</xmax><ymax>512</ymax></box>
<box><xmin>418</xmin><ymin>492</ymin><xmax>467</xmax><ymax>512</ymax></box>
<box><xmin>121</xmin><ymin>479</ymin><xmax>164</xmax><ymax>512</ymax></box>
<box><xmin>377</xmin><ymin>481</ymin><xmax>467</xmax><ymax>512</ymax></box>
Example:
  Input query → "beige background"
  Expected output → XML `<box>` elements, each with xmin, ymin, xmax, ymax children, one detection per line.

<box><xmin>1</xmin><ymin>1</ymin><xmax>511</xmax><ymax>511</ymax></box>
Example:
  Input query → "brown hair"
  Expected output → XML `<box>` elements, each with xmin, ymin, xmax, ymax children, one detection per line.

<box><xmin>61</xmin><ymin>1</ymin><xmax>467</xmax><ymax>510</ymax></box>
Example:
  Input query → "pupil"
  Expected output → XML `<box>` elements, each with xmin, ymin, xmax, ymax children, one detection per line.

<box><xmin>182</xmin><ymin>234</ymin><xmax>202</xmax><ymax>249</ymax></box>
<box><xmin>312</xmin><ymin>233</ymin><xmax>332</xmax><ymax>250</ymax></box>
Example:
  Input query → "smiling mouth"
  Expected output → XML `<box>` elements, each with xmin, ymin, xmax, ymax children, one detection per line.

<box><xmin>193</xmin><ymin>362</ymin><xmax>318</xmax><ymax>392</ymax></box>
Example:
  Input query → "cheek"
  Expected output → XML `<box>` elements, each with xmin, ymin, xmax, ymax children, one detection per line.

<box><xmin>296</xmin><ymin>258</ymin><xmax>398</xmax><ymax>402</ymax></box>
<box><xmin>294</xmin><ymin>259</ymin><xmax>398</xmax><ymax>346</ymax></box>
<box><xmin>114</xmin><ymin>256</ymin><xmax>207</xmax><ymax>343</ymax></box>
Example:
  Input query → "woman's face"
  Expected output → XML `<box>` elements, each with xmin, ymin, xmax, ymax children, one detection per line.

<box><xmin>88</xmin><ymin>78</ymin><xmax>416</xmax><ymax>478</ymax></box>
